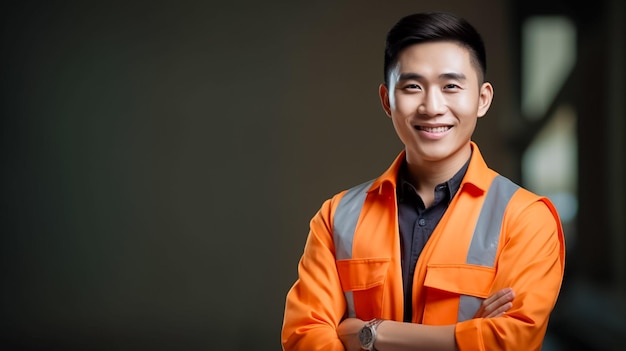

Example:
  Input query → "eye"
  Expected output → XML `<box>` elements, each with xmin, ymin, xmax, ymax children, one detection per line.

<box><xmin>444</xmin><ymin>83</ymin><xmax>461</xmax><ymax>90</ymax></box>
<box><xmin>401</xmin><ymin>83</ymin><xmax>421</xmax><ymax>91</ymax></box>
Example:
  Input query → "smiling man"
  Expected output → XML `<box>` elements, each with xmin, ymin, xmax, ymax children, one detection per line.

<box><xmin>282</xmin><ymin>12</ymin><xmax>565</xmax><ymax>351</ymax></box>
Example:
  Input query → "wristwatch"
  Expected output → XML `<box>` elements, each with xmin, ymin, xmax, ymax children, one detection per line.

<box><xmin>358</xmin><ymin>318</ymin><xmax>384</xmax><ymax>351</ymax></box>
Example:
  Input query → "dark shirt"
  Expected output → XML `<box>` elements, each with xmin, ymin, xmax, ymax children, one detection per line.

<box><xmin>397</xmin><ymin>157</ymin><xmax>470</xmax><ymax>322</ymax></box>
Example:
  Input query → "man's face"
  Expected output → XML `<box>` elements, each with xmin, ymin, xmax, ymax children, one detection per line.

<box><xmin>379</xmin><ymin>41</ymin><xmax>493</xmax><ymax>167</ymax></box>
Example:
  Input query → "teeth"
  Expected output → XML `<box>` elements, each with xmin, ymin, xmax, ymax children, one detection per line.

<box><xmin>418</xmin><ymin>126</ymin><xmax>450</xmax><ymax>133</ymax></box>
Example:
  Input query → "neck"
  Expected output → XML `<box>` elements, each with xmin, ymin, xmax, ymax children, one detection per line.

<box><xmin>404</xmin><ymin>145</ymin><xmax>471</xmax><ymax>201</ymax></box>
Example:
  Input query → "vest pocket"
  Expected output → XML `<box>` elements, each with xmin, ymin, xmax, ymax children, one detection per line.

<box><xmin>336</xmin><ymin>258</ymin><xmax>390</xmax><ymax>320</ymax></box>
<box><xmin>422</xmin><ymin>264</ymin><xmax>496</xmax><ymax>324</ymax></box>
<box><xmin>424</xmin><ymin>263</ymin><xmax>495</xmax><ymax>297</ymax></box>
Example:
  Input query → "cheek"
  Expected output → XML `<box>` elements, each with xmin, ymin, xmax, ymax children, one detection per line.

<box><xmin>394</xmin><ymin>95</ymin><xmax>419</xmax><ymax>114</ymax></box>
<box><xmin>448</xmin><ymin>95</ymin><xmax>479</xmax><ymax>114</ymax></box>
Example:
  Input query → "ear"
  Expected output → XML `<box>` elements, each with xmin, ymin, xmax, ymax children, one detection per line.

<box><xmin>477</xmin><ymin>82</ymin><xmax>494</xmax><ymax>118</ymax></box>
<box><xmin>379</xmin><ymin>83</ymin><xmax>392</xmax><ymax>117</ymax></box>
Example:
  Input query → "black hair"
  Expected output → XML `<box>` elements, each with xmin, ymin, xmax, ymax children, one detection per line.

<box><xmin>383</xmin><ymin>12</ymin><xmax>487</xmax><ymax>85</ymax></box>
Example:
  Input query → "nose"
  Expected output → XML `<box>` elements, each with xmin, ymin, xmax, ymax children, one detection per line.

<box><xmin>418</xmin><ymin>90</ymin><xmax>446</xmax><ymax>116</ymax></box>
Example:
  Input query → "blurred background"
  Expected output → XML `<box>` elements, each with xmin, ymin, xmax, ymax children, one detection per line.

<box><xmin>1</xmin><ymin>0</ymin><xmax>624</xmax><ymax>350</ymax></box>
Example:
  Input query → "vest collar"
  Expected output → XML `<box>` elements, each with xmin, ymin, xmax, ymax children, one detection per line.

<box><xmin>461</xmin><ymin>141</ymin><xmax>496</xmax><ymax>195</ymax></box>
<box><xmin>368</xmin><ymin>141</ymin><xmax>494</xmax><ymax>196</ymax></box>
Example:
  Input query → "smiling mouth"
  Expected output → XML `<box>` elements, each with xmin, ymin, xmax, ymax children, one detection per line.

<box><xmin>415</xmin><ymin>126</ymin><xmax>451</xmax><ymax>133</ymax></box>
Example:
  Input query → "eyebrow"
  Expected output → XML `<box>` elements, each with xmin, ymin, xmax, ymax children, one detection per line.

<box><xmin>397</xmin><ymin>72</ymin><xmax>467</xmax><ymax>81</ymax></box>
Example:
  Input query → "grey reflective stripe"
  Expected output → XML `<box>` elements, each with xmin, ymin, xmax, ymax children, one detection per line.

<box><xmin>467</xmin><ymin>176</ymin><xmax>518</xmax><ymax>266</ymax></box>
<box><xmin>333</xmin><ymin>180</ymin><xmax>374</xmax><ymax>318</ymax></box>
<box><xmin>458</xmin><ymin>175</ymin><xmax>519</xmax><ymax>322</ymax></box>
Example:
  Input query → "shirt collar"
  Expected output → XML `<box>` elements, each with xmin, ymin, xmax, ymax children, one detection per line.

<box><xmin>396</xmin><ymin>152</ymin><xmax>469</xmax><ymax>203</ymax></box>
<box><xmin>368</xmin><ymin>141</ymin><xmax>495</xmax><ymax>197</ymax></box>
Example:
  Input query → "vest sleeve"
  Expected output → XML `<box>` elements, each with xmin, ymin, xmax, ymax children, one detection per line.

<box><xmin>282</xmin><ymin>197</ymin><xmax>348</xmax><ymax>351</ymax></box>
<box><xmin>455</xmin><ymin>197</ymin><xmax>566</xmax><ymax>351</ymax></box>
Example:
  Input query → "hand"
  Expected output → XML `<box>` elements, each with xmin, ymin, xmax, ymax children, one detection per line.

<box><xmin>474</xmin><ymin>287</ymin><xmax>515</xmax><ymax>318</ymax></box>
<box><xmin>337</xmin><ymin>318</ymin><xmax>366</xmax><ymax>351</ymax></box>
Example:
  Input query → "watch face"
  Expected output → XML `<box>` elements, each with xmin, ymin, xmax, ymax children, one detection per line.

<box><xmin>359</xmin><ymin>327</ymin><xmax>374</xmax><ymax>347</ymax></box>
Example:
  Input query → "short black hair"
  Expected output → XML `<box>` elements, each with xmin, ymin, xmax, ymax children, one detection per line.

<box><xmin>383</xmin><ymin>12</ymin><xmax>487</xmax><ymax>85</ymax></box>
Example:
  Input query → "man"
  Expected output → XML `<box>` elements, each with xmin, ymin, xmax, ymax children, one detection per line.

<box><xmin>282</xmin><ymin>12</ymin><xmax>565</xmax><ymax>351</ymax></box>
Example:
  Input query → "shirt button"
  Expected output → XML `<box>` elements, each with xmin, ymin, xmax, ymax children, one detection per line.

<box><xmin>418</xmin><ymin>218</ymin><xmax>426</xmax><ymax>226</ymax></box>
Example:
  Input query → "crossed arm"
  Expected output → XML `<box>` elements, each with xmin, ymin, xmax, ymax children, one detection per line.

<box><xmin>337</xmin><ymin>288</ymin><xmax>515</xmax><ymax>351</ymax></box>
<box><xmin>283</xmin><ymin>199</ymin><xmax>564</xmax><ymax>350</ymax></box>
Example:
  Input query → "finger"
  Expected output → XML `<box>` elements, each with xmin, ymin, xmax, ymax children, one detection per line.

<box><xmin>480</xmin><ymin>289</ymin><xmax>506</xmax><ymax>312</ymax></box>
<box><xmin>483</xmin><ymin>288</ymin><xmax>513</xmax><ymax>305</ymax></box>
<box><xmin>489</xmin><ymin>289</ymin><xmax>515</xmax><ymax>308</ymax></box>
<box><xmin>483</xmin><ymin>290</ymin><xmax>515</xmax><ymax>316</ymax></box>
<box><xmin>483</xmin><ymin>301</ymin><xmax>512</xmax><ymax>318</ymax></box>
<box><xmin>476</xmin><ymin>288</ymin><xmax>515</xmax><ymax>318</ymax></box>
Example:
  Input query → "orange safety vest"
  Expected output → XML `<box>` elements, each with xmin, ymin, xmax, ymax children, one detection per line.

<box><xmin>282</xmin><ymin>142</ymin><xmax>565</xmax><ymax>351</ymax></box>
<box><xmin>335</xmin><ymin>172</ymin><xmax>522</xmax><ymax>322</ymax></box>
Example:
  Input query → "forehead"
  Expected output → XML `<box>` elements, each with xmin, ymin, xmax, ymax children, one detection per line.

<box><xmin>395</xmin><ymin>41</ymin><xmax>478</xmax><ymax>80</ymax></box>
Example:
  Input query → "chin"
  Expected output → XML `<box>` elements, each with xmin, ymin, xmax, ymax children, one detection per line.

<box><xmin>414</xmin><ymin>144</ymin><xmax>465</xmax><ymax>162</ymax></box>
